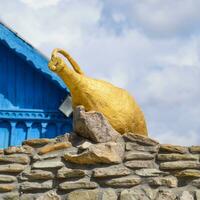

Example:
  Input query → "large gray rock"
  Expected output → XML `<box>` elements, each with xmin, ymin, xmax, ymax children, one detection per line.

<box><xmin>64</xmin><ymin>141</ymin><xmax>124</xmax><ymax>164</ymax></box>
<box><xmin>73</xmin><ymin>106</ymin><xmax>120</xmax><ymax>143</ymax></box>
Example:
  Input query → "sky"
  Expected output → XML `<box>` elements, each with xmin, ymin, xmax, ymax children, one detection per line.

<box><xmin>0</xmin><ymin>0</ymin><xmax>200</xmax><ymax>145</ymax></box>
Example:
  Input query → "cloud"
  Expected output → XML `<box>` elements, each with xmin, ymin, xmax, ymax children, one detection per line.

<box><xmin>0</xmin><ymin>0</ymin><xmax>200</xmax><ymax>145</ymax></box>
<box><xmin>19</xmin><ymin>0</ymin><xmax>61</xmax><ymax>9</ymax></box>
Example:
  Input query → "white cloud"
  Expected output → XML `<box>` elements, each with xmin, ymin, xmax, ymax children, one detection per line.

<box><xmin>0</xmin><ymin>0</ymin><xmax>200</xmax><ymax>145</ymax></box>
<box><xmin>19</xmin><ymin>0</ymin><xmax>61</xmax><ymax>9</ymax></box>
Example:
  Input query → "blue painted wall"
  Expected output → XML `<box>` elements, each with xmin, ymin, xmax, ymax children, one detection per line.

<box><xmin>0</xmin><ymin>42</ymin><xmax>66</xmax><ymax>110</ymax></box>
<box><xmin>0</xmin><ymin>42</ymin><xmax>72</xmax><ymax>149</ymax></box>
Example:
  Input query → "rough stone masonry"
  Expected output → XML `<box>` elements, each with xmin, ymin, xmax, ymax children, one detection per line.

<box><xmin>0</xmin><ymin>106</ymin><xmax>200</xmax><ymax>200</ymax></box>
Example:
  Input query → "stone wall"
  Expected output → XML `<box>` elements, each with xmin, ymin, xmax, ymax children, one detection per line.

<box><xmin>0</xmin><ymin>107</ymin><xmax>200</xmax><ymax>200</ymax></box>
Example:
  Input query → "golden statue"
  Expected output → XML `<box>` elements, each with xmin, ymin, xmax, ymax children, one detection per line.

<box><xmin>48</xmin><ymin>49</ymin><xmax>148</xmax><ymax>136</ymax></box>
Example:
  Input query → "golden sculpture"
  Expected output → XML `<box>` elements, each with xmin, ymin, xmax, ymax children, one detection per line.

<box><xmin>48</xmin><ymin>49</ymin><xmax>148</xmax><ymax>136</ymax></box>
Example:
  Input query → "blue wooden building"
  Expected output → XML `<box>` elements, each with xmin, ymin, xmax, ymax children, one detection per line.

<box><xmin>0</xmin><ymin>22</ymin><xmax>72</xmax><ymax>149</ymax></box>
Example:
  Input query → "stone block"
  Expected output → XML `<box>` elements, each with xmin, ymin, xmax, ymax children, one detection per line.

<box><xmin>160</xmin><ymin>161</ymin><xmax>200</xmax><ymax>170</ymax></box>
<box><xmin>21</xmin><ymin>180</ymin><xmax>53</xmax><ymax>191</ymax></box>
<box><xmin>57</xmin><ymin>167</ymin><xmax>86</xmax><ymax>178</ymax></box>
<box><xmin>0</xmin><ymin>154</ymin><xmax>29</xmax><ymax>164</ymax></box>
<box><xmin>104</xmin><ymin>175</ymin><xmax>141</xmax><ymax>187</ymax></box>
<box><xmin>93</xmin><ymin>165</ymin><xmax>131</xmax><ymax>178</ymax></box>
<box><xmin>159</xmin><ymin>144</ymin><xmax>188</xmax><ymax>154</ymax></box>
<box><xmin>148</xmin><ymin>176</ymin><xmax>177</xmax><ymax>188</ymax></box>
<box><xmin>59</xmin><ymin>179</ymin><xmax>98</xmax><ymax>190</ymax></box>
<box><xmin>38</xmin><ymin>142</ymin><xmax>72</xmax><ymax>155</ymax></box>
<box><xmin>124</xmin><ymin>151</ymin><xmax>154</xmax><ymax>161</ymax></box>
<box><xmin>125</xmin><ymin>160</ymin><xmax>156</xmax><ymax>169</ymax></box>
<box><xmin>32</xmin><ymin>159</ymin><xmax>64</xmax><ymax>169</ymax></box>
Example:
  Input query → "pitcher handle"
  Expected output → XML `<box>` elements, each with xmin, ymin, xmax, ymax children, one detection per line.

<box><xmin>50</xmin><ymin>48</ymin><xmax>84</xmax><ymax>75</ymax></box>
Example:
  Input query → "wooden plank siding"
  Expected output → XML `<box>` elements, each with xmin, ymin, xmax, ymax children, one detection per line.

<box><xmin>0</xmin><ymin>42</ymin><xmax>72</xmax><ymax>149</ymax></box>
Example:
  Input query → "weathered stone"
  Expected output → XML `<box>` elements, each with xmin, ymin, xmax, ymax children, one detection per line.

<box><xmin>67</xmin><ymin>189</ymin><xmax>99</xmax><ymax>200</ymax></box>
<box><xmin>125</xmin><ymin>160</ymin><xmax>156</xmax><ymax>169</ymax></box>
<box><xmin>93</xmin><ymin>165</ymin><xmax>131</xmax><ymax>178</ymax></box>
<box><xmin>120</xmin><ymin>187</ymin><xmax>157</xmax><ymax>200</ymax></box>
<box><xmin>0</xmin><ymin>154</ymin><xmax>29</xmax><ymax>164</ymax></box>
<box><xmin>4</xmin><ymin>145</ymin><xmax>34</xmax><ymax>155</ymax></box>
<box><xmin>68</xmin><ymin>132</ymin><xmax>88</xmax><ymax>147</ymax></box>
<box><xmin>33</xmin><ymin>147</ymin><xmax>78</xmax><ymax>161</ymax></box>
<box><xmin>21</xmin><ymin>169</ymin><xmax>54</xmax><ymax>180</ymax></box>
<box><xmin>57</xmin><ymin>167</ymin><xmax>85</xmax><ymax>178</ymax></box>
<box><xmin>1</xmin><ymin>192</ymin><xmax>19</xmax><ymax>200</ymax></box>
<box><xmin>23</xmin><ymin>138</ymin><xmax>55</xmax><ymax>147</ymax></box>
<box><xmin>104</xmin><ymin>175</ymin><xmax>141</xmax><ymax>187</ymax></box>
<box><xmin>102</xmin><ymin>189</ymin><xmax>118</xmax><ymax>200</ymax></box>
<box><xmin>73</xmin><ymin>106</ymin><xmax>120</xmax><ymax>143</ymax></box>
<box><xmin>195</xmin><ymin>190</ymin><xmax>200</xmax><ymax>200</ymax></box>
<box><xmin>160</xmin><ymin>161</ymin><xmax>200</xmax><ymax>170</ymax></box>
<box><xmin>77</xmin><ymin>141</ymin><xmax>93</xmax><ymax>150</ymax></box>
<box><xmin>0</xmin><ymin>184</ymin><xmax>16</xmax><ymax>192</ymax></box>
<box><xmin>175</xmin><ymin>169</ymin><xmax>200</xmax><ymax>178</ymax></box>
<box><xmin>148</xmin><ymin>176</ymin><xmax>177</xmax><ymax>188</ymax></box>
<box><xmin>59</xmin><ymin>179</ymin><xmax>98</xmax><ymax>190</ymax></box>
<box><xmin>126</xmin><ymin>142</ymin><xmax>158</xmax><ymax>153</ymax></box>
<box><xmin>155</xmin><ymin>189</ymin><xmax>177</xmax><ymax>200</ymax></box>
<box><xmin>0</xmin><ymin>175</ymin><xmax>17</xmax><ymax>183</ymax></box>
<box><xmin>0</xmin><ymin>164</ymin><xmax>26</xmax><ymax>173</ymax></box>
<box><xmin>157</xmin><ymin>153</ymin><xmax>198</xmax><ymax>161</ymax></box>
<box><xmin>123</xmin><ymin>133</ymin><xmax>159</xmax><ymax>146</ymax></box>
<box><xmin>124</xmin><ymin>151</ymin><xmax>154</xmax><ymax>161</ymax></box>
<box><xmin>0</xmin><ymin>149</ymin><xmax>4</xmax><ymax>154</ymax></box>
<box><xmin>159</xmin><ymin>144</ymin><xmax>188</xmax><ymax>154</ymax></box>
<box><xmin>190</xmin><ymin>146</ymin><xmax>200</xmax><ymax>153</ymax></box>
<box><xmin>32</xmin><ymin>159</ymin><xmax>64</xmax><ymax>169</ymax></box>
<box><xmin>36</xmin><ymin>191</ymin><xmax>61</xmax><ymax>200</ymax></box>
<box><xmin>38</xmin><ymin>142</ymin><xmax>72</xmax><ymax>155</ymax></box>
<box><xmin>21</xmin><ymin>180</ymin><xmax>53</xmax><ymax>191</ymax></box>
<box><xmin>135</xmin><ymin>168</ymin><xmax>169</xmax><ymax>177</ymax></box>
<box><xmin>191</xmin><ymin>178</ymin><xmax>200</xmax><ymax>188</ymax></box>
<box><xmin>179</xmin><ymin>191</ymin><xmax>194</xmax><ymax>200</ymax></box>
<box><xmin>64</xmin><ymin>141</ymin><xmax>124</xmax><ymax>164</ymax></box>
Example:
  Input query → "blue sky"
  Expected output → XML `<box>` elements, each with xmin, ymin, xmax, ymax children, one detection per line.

<box><xmin>0</xmin><ymin>0</ymin><xmax>200</xmax><ymax>145</ymax></box>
